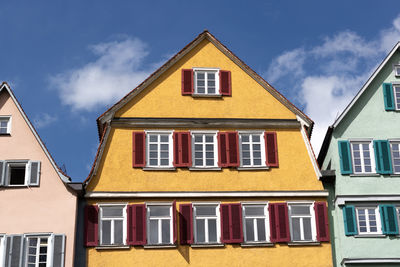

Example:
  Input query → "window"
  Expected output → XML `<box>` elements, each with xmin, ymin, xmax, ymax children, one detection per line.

<box><xmin>355</xmin><ymin>206</ymin><xmax>381</xmax><ymax>234</ymax></box>
<box><xmin>350</xmin><ymin>141</ymin><xmax>375</xmax><ymax>174</ymax></box>
<box><xmin>25</xmin><ymin>236</ymin><xmax>50</xmax><ymax>267</ymax></box>
<box><xmin>193</xmin><ymin>204</ymin><xmax>220</xmax><ymax>244</ymax></box>
<box><xmin>239</xmin><ymin>132</ymin><xmax>266</xmax><ymax>167</ymax></box>
<box><xmin>242</xmin><ymin>204</ymin><xmax>269</xmax><ymax>243</ymax></box>
<box><xmin>99</xmin><ymin>205</ymin><xmax>126</xmax><ymax>246</ymax></box>
<box><xmin>391</xmin><ymin>141</ymin><xmax>400</xmax><ymax>173</ymax></box>
<box><xmin>0</xmin><ymin>116</ymin><xmax>11</xmax><ymax>134</ymax></box>
<box><xmin>0</xmin><ymin>235</ymin><xmax>5</xmax><ymax>266</ymax></box>
<box><xmin>146</xmin><ymin>132</ymin><xmax>173</xmax><ymax>168</ymax></box>
<box><xmin>194</xmin><ymin>69</ymin><xmax>219</xmax><ymax>95</ymax></box>
<box><xmin>288</xmin><ymin>203</ymin><xmax>316</xmax><ymax>242</ymax></box>
<box><xmin>1</xmin><ymin>160</ymin><xmax>41</xmax><ymax>187</ymax></box>
<box><xmin>393</xmin><ymin>85</ymin><xmax>400</xmax><ymax>110</ymax></box>
<box><xmin>192</xmin><ymin>132</ymin><xmax>218</xmax><ymax>168</ymax></box>
<box><xmin>147</xmin><ymin>204</ymin><xmax>173</xmax><ymax>245</ymax></box>
<box><xmin>394</xmin><ymin>65</ymin><xmax>400</xmax><ymax>77</ymax></box>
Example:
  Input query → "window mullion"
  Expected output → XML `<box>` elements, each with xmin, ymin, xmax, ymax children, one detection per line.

<box><xmin>203</xmin><ymin>138</ymin><xmax>206</xmax><ymax>167</ymax></box>
<box><xmin>249</xmin><ymin>136</ymin><xmax>254</xmax><ymax>166</ymax></box>
<box><xmin>205</xmin><ymin>218</ymin><xmax>209</xmax><ymax>243</ymax></box>
<box><xmin>158</xmin><ymin>219</ymin><xmax>162</xmax><ymax>244</ymax></box>
<box><xmin>36</xmin><ymin>239</ymin><xmax>40</xmax><ymax>266</ymax></box>
<box><xmin>300</xmin><ymin>218</ymin><xmax>304</xmax><ymax>240</ymax></box>
<box><xmin>253</xmin><ymin>218</ymin><xmax>258</xmax><ymax>242</ymax></box>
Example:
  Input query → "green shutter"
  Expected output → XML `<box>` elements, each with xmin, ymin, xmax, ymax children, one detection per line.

<box><xmin>380</xmin><ymin>205</ymin><xmax>399</xmax><ymax>235</ymax></box>
<box><xmin>374</xmin><ymin>140</ymin><xmax>393</xmax><ymax>174</ymax></box>
<box><xmin>343</xmin><ymin>205</ymin><xmax>358</xmax><ymax>235</ymax></box>
<box><xmin>383</xmin><ymin>83</ymin><xmax>395</xmax><ymax>111</ymax></box>
<box><xmin>338</xmin><ymin>141</ymin><xmax>353</xmax><ymax>174</ymax></box>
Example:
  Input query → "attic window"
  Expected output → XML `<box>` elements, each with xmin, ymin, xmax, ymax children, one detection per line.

<box><xmin>194</xmin><ymin>68</ymin><xmax>219</xmax><ymax>95</ymax></box>
<box><xmin>394</xmin><ymin>65</ymin><xmax>400</xmax><ymax>77</ymax></box>
<box><xmin>0</xmin><ymin>116</ymin><xmax>11</xmax><ymax>135</ymax></box>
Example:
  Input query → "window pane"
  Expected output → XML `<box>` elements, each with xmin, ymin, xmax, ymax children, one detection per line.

<box><xmin>102</xmin><ymin>220</ymin><xmax>111</xmax><ymax>245</ymax></box>
<box><xmin>245</xmin><ymin>219</ymin><xmax>255</xmax><ymax>241</ymax></box>
<box><xmin>149</xmin><ymin>135</ymin><xmax>157</xmax><ymax>142</ymax></box>
<box><xmin>9</xmin><ymin>166</ymin><xmax>26</xmax><ymax>185</ymax></box>
<box><xmin>114</xmin><ymin>220</ymin><xmax>123</xmax><ymax>244</ymax></box>
<box><xmin>205</xmin><ymin>159</ymin><xmax>214</xmax><ymax>166</ymax></box>
<box><xmin>303</xmin><ymin>218</ymin><xmax>312</xmax><ymax>241</ymax></box>
<box><xmin>291</xmin><ymin>206</ymin><xmax>310</xmax><ymax>215</ymax></box>
<box><xmin>160</xmin><ymin>159</ymin><xmax>169</xmax><ymax>166</ymax></box>
<box><xmin>162</xmin><ymin>219</ymin><xmax>171</xmax><ymax>244</ymax></box>
<box><xmin>253</xmin><ymin>159</ymin><xmax>262</xmax><ymax>165</ymax></box>
<box><xmin>205</xmin><ymin>136</ymin><xmax>213</xmax><ymax>143</ymax></box>
<box><xmin>197</xmin><ymin>73</ymin><xmax>205</xmax><ymax>79</ymax></box>
<box><xmin>149</xmin><ymin>206</ymin><xmax>170</xmax><ymax>216</ymax></box>
<box><xmin>196</xmin><ymin>219</ymin><xmax>205</xmax><ymax>243</ymax></box>
<box><xmin>149</xmin><ymin>220</ymin><xmax>158</xmax><ymax>244</ymax></box>
<box><xmin>102</xmin><ymin>207</ymin><xmax>123</xmax><ymax>217</ymax></box>
<box><xmin>160</xmin><ymin>135</ymin><xmax>169</xmax><ymax>142</ymax></box>
<box><xmin>257</xmin><ymin>219</ymin><xmax>266</xmax><ymax>241</ymax></box>
<box><xmin>194</xmin><ymin>135</ymin><xmax>202</xmax><ymax>142</ymax></box>
<box><xmin>196</xmin><ymin>206</ymin><xmax>216</xmax><ymax>216</ymax></box>
<box><xmin>208</xmin><ymin>219</ymin><xmax>217</xmax><ymax>242</ymax></box>
<box><xmin>244</xmin><ymin>206</ymin><xmax>264</xmax><ymax>216</ymax></box>
<box><xmin>291</xmin><ymin>218</ymin><xmax>301</xmax><ymax>241</ymax></box>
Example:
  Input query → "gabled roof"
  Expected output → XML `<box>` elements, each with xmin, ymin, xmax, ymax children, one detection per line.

<box><xmin>0</xmin><ymin>82</ymin><xmax>71</xmax><ymax>183</ymax></box>
<box><xmin>318</xmin><ymin>42</ymin><xmax>400</xmax><ymax>165</ymax></box>
<box><xmin>95</xmin><ymin>30</ymin><xmax>314</xmax><ymax>138</ymax></box>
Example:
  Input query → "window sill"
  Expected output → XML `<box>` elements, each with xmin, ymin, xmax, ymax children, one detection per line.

<box><xmin>354</xmin><ymin>234</ymin><xmax>386</xmax><ymax>238</ymax></box>
<box><xmin>0</xmin><ymin>133</ymin><xmax>11</xmax><ymax>136</ymax></box>
<box><xmin>142</xmin><ymin>167</ymin><xmax>176</xmax><ymax>171</ymax></box>
<box><xmin>390</xmin><ymin>174</ymin><xmax>400</xmax><ymax>177</ymax></box>
<box><xmin>143</xmin><ymin>244</ymin><xmax>177</xmax><ymax>249</ymax></box>
<box><xmin>288</xmin><ymin>241</ymin><xmax>320</xmax><ymax>246</ymax></box>
<box><xmin>240</xmin><ymin>242</ymin><xmax>274</xmax><ymax>247</ymax></box>
<box><xmin>95</xmin><ymin>245</ymin><xmax>130</xmax><ymax>250</ymax></box>
<box><xmin>192</xmin><ymin>94</ymin><xmax>222</xmax><ymax>98</ymax></box>
<box><xmin>237</xmin><ymin>166</ymin><xmax>269</xmax><ymax>171</ymax></box>
<box><xmin>350</xmin><ymin>174</ymin><xmax>380</xmax><ymax>177</ymax></box>
<box><xmin>189</xmin><ymin>167</ymin><xmax>222</xmax><ymax>171</ymax></box>
<box><xmin>191</xmin><ymin>243</ymin><xmax>224</xmax><ymax>248</ymax></box>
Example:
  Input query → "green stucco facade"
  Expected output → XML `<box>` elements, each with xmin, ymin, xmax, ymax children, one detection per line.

<box><xmin>321</xmin><ymin>48</ymin><xmax>400</xmax><ymax>266</ymax></box>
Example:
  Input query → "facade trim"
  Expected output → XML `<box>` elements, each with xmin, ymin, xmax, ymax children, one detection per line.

<box><xmin>85</xmin><ymin>190</ymin><xmax>329</xmax><ymax>198</ymax></box>
<box><xmin>336</xmin><ymin>195</ymin><xmax>400</xmax><ymax>205</ymax></box>
<box><xmin>341</xmin><ymin>258</ymin><xmax>400</xmax><ymax>265</ymax></box>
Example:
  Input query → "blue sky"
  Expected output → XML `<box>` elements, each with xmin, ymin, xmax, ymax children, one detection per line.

<box><xmin>2</xmin><ymin>1</ymin><xmax>400</xmax><ymax>181</ymax></box>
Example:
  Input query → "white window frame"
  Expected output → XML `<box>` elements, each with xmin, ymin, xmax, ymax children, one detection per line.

<box><xmin>392</xmin><ymin>84</ymin><xmax>400</xmax><ymax>110</ymax></box>
<box><xmin>241</xmin><ymin>202</ymin><xmax>269</xmax><ymax>243</ymax></box>
<box><xmin>287</xmin><ymin>202</ymin><xmax>317</xmax><ymax>242</ymax></box>
<box><xmin>238</xmin><ymin>131</ymin><xmax>266</xmax><ymax>168</ymax></box>
<box><xmin>0</xmin><ymin>234</ymin><xmax>5</xmax><ymax>267</ymax></box>
<box><xmin>24</xmin><ymin>233</ymin><xmax>53</xmax><ymax>267</ymax></box>
<box><xmin>98</xmin><ymin>203</ymin><xmax>127</xmax><ymax>246</ymax></box>
<box><xmin>193</xmin><ymin>203</ymin><xmax>221</xmax><ymax>244</ymax></box>
<box><xmin>191</xmin><ymin>131</ymin><xmax>218</xmax><ymax>168</ymax></box>
<box><xmin>355</xmin><ymin>205</ymin><xmax>382</xmax><ymax>235</ymax></box>
<box><xmin>193</xmin><ymin>68</ymin><xmax>220</xmax><ymax>96</ymax></box>
<box><xmin>145</xmin><ymin>130</ymin><xmax>173</xmax><ymax>168</ymax></box>
<box><xmin>390</xmin><ymin>140</ymin><xmax>400</xmax><ymax>174</ymax></box>
<box><xmin>0</xmin><ymin>116</ymin><xmax>11</xmax><ymax>134</ymax></box>
<box><xmin>5</xmin><ymin>160</ymin><xmax>29</xmax><ymax>187</ymax></box>
<box><xmin>146</xmin><ymin>203</ymin><xmax>173</xmax><ymax>245</ymax></box>
<box><xmin>394</xmin><ymin>64</ymin><xmax>400</xmax><ymax>77</ymax></box>
<box><xmin>349</xmin><ymin>140</ymin><xmax>375</xmax><ymax>174</ymax></box>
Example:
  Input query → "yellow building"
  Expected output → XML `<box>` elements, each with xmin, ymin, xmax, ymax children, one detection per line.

<box><xmin>84</xmin><ymin>31</ymin><xmax>332</xmax><ymax>267</ymax></box>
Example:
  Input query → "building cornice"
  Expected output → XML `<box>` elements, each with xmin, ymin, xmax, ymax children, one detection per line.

<box><xmin>336</xmin><ymin>194</ymin><xmax>400</xmax><ymax>205</ymax></box>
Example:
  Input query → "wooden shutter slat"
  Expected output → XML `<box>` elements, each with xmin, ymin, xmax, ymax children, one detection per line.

<box><xmin>314</xmin><ymin>202</ymin><xmax>330</xmax><ymax>242</ymax></box>
<box><xmin>182</xmin><ymin>69</ymin><xmax>194</xmax><ymax>95</ymax></box>
<box><xmin>135</xmin><ymin>204</ymin><xmax>147</xmax><ymax>245</ymax></box>
<box><xmin>230</xmin><ymin>203</ymin><xmax>243</xmax><ymax>243</ymax></box>
<box><xmin>227</xmin><ymin>132</ymin><xmax>239</xmax><ymax>167</ymax></box>
<box><xmin>343</xmin><ymin>205</ymin><xmax>357</xmax><ymax>235</ymax></box>
<box><xmin>219</xmin><ymin>70</ymin><xmax>231</xmax><ymax>96</ymax></box>
<box><xmin>174</xmin><ymin>132</ymin><xmax>192</xmax><ymax>167</ymax></box>
<box><xmin>383</xmin><ymin>83</ymin><xmax>395</xmax><ymax>111</ymax></box>
<box><xmin>220</xmin><ymin>204</ymin><xmax>231</xmax><ymax>242</ymax></box>
<box><xmin>276</xmin><ymin>203</ymin><xmax>290</xmax><ymax>242</ymax></box>
<box><xmin>84</xmin><ymin>205</ymin><xmax>99</xmax><ymax>247</ymax></box>
<box><xmin>269</xmin><ymin>203</ymin><xmax>278</xmax><ymax>242</ymax></box>
<box><xmin>179</xmin><ymin>204</ymin><xmax>193</xmax><ymax>245</ymax></box>
<box><xmin>173</xmin><ymin>132</ymin><xmax>180</xmax><ymax>167</ymax></box>
<box><xmin>0</xmin><ymin>160</ymin><xmax>5</xmax><ymax>186</ymax></box>
<box><xmin>218</xmin><ymin>133</ymin><xmax>228</xmax><ymax>167</ymax></box>
<box><xmin>53</xmin><ymin>234</ymin><xmax>66</xmax><ymax>267</ymax></box>
<box><xmin>173</xmin><ymin>201</ymin><xmax>177</xmax><ymax>244</ymax></box>
<box><xmin>338</xmin><ymin>140</ymin><xmax>353</xmax><ymax>174</ymax></box>
<box><xmin>132</xmin><ymin>132</ymin><xmax>146</xmax><ymax>167</ymax></box>
<box><xmin>380</xmin><ymin>205</ymin><xmax>399</xmax><ymax>235</ymax></box>
<box><xmin>374</xmin><ymin>140</ymin><xmax>393</xmax><ymax>174</ymax></box>
<box><xmin>265</xmin><ymin>132</ymin><xmax>279</xmax><ymax>167</ymax></box>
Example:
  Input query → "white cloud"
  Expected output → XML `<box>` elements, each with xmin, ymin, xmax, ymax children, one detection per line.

<box><xmin>265</xmin><ymin>14</ymin><xmax>400</xmax><ymax>154</ymax></box>
<box><xmin>33</xmin><ymin>113</ymin><xmax>58</xmax><ymax>129</ymax></box>
<box><xmin>50</xmin><ymin>38</ymin><xmax>153</xmax><ymax>111</ymax></box>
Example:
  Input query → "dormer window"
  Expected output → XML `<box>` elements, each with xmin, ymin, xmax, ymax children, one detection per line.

<box><xmin>0</xmin><ymin>116</ymin><xmax>11</xmax><ymax>134</ymax></box>
<box><xmin>394</xmin><ymin>64</ymin><xmax>400</xmax><ymax>77</ymax></box>
<box><xmin>194</xmin><ymin>68</ymin><xmax>219</xmax><ymax>95</ymax></box>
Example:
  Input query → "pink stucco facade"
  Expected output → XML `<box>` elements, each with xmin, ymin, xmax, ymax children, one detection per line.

<box><xmin>0</xmin><ymin>87</ymin><xmax>78</xmax><ymax>267</ymax></box>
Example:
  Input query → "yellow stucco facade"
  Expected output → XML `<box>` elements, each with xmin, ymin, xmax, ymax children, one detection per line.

<box><xmin>85</xmin><ymin>32</ymin><xmax>332</xmax><ymax>266</ymax></box>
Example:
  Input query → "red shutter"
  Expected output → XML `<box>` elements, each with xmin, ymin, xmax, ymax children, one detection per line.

<box><xmin>174</xmin><ymin>132</ymin><xmax>192</xmax><ymax>167</ymax></box>
<box><xmin>132</xmin><ymin>132</ymin><xmax>146</xmax><ymax>167</ymax></box>
<box><xmin>276</xmin><ymin>203</ymin><xmax>290</xmax><ymax>242</ymax></box>
<box><xmin>182</xmin><ymin>69</ymin><xmax>194</xmax><ymax>95</ymax></box>
<box><xmin>218</xmin><ymin>132</ymin><xmax>228</xmax><ymax>167</ymax></box>
<box><xmin>173</xmin><ymin>200</ymin><xmax>177</xmax><ymax>244</ymax></box>
<box><xmin>265</xmin><ymin>131</ymin><xmax>279</xmax><ymax>167</ymax></box>
<box><xmin>227</xmin><ymin>132</ymin><xmax>239</xmax><ymax>167</ymax></box>
<box><xmin>219</xmin><ymin>70</ymin><xmax>231</xmax><ymax>96</ymax></box>
<box><xmin>314</xmin><ymin>202</ymin><xmax>330</xmax><ymax>242</ymax></box>
<box><xmin>128</xmin><ymin>204</ymin><xmax>146</xmax><ymax>245</ymax></box>
<box><xmin>220</xmin><ymin>204</ymin><xmax>231</xmax><ymax>242</ymax></box>
<box><xmin>179</xmin><ymin>204</ymin><xmax>193</xmax><ymax>245</ymax></box>
<box><xmin>269</xmin><ymin>203</ymin><xmax>278</xmax><ymax>242</ymax></box>
<box><xmin>230</xmin><ymin>203</ymin><xmax>243</xmax><ymax>243</ymax></box>
<box><xmin>84</xmin><ymin>205</ymin><xmax>99</xmax><ymax>247</ymax></box>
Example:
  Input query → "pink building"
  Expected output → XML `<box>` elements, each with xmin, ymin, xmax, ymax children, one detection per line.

<box><xmin>0</xmin><ymin>82</ymin><xmax>80</xmax><ymax>267</ymax></box>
